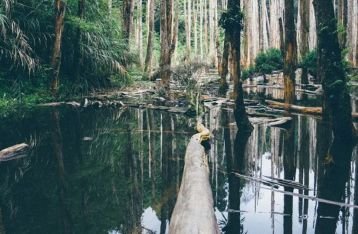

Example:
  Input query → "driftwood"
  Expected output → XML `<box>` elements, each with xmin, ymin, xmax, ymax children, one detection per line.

<box><xmin>0</xmin><ymin>143</ymin><xmax>29</xmax><ymax>161</ymax></box>
<box><xmin>169</xmin><ymin>123</ymin><xmax>219</xmax><ymax>234</ymax></box>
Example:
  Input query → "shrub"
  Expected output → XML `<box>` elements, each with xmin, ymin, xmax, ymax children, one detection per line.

<box><xmin>255</xmin><ymin>48</ymin><xmax>283</xmax><ymax>74</ymax></box>
<box><xmin>300</xmin><ymin>50</ymin><xmax>317</xmax><ymax>77</ymax></box>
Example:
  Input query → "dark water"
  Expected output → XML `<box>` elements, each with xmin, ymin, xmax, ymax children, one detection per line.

<box><xmin>0</xmin><ymin>105</ymin><xmax>357</xmax><ymax>234</ymax></box>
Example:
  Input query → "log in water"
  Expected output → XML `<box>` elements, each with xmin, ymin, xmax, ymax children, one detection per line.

<box><xmin>169</xmin><ymin>124</ymin><xmax>219</xmax><ymax>234</ymax></box>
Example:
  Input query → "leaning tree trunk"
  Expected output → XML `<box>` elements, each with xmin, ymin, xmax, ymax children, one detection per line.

<box><xmin>144</xmin><ymin>0</ymin><xmax>155</xmax><ymax>74</ymax></box>
<box><xmin>283</xmin><ymin>0</ymin><xmax>297</xmax><ymax>105</ymax></box>
<box><xmin>313</xmin><ymin>0</ymin><xmax>353</xmax><ymax>141</ymax></box>
<box><xmin>51</xmin><ymin>0</ymin><xmax>66</xmax><ymax>95</ymax></box>
<box><xmin>159</xmin><ymin>0</ymin><xmax>174</xmax><ymax>93</ymax></box>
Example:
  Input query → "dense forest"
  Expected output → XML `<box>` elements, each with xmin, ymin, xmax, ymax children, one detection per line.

<box><xmin>0</xmin><ymin>0</ymin><xmax>357</xmax><ymax>101</ymax></box>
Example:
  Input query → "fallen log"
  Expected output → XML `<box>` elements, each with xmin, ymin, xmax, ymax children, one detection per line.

<box><xmin>169</xmin><ymin>123</ymin><xmax>219</xmax><ymax>234</ymax></box>
<box><xmin>266</xmin><ymin>100</ymin><xmax>358</xmax><ymax>120</ymax></box>
<box><xmin>266</xmin><ymin>100</ymin><xmax>322</xmax><ymax>115</ymax></box>
<box><xmin>0</xmin><ymin>143</ymin><xmax>29</xmax><ymax>161</ymax></box>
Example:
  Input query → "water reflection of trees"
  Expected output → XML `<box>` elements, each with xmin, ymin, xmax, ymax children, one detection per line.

<box><xmin>222</xmin><ymin>110</ymin><xmax>251</xmax><ymax>234</ymax></box>
<box><xmin>0</xmin><ymin>107</ymin><xmax>193</xmax><ymax>233</ymax></box>
<box><xmin>314</xmin><ymin>120</ymin><xmax>353</xmax><ymax>234</ymax></box>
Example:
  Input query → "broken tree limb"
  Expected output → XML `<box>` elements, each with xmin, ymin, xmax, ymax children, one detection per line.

<box><xmin>0</xmin><ymin>143</ymin><xmax>29</xmax><ymax>161</ymax></box>
<box><xmin>169</xmin><ymin>124</ymin><xmax>219</xmax><ymax>234</ymax></box>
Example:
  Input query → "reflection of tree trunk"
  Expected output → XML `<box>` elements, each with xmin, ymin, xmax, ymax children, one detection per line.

<box><xmin>223</xmin><ymin>110</ymin><xmax>251</xmax><ymax>234</ymax></box>
<box><xmin>124</xmin><ymin>111</ymin><xmax>142</xmax><ymax>233</ymax></box>
<box><xmin>314</xmin><ymin>136</ymin><xmax>352</xmax><ymax>234</ymax></box>
<box><xmin>160</xmin><ymin>114</ymin><xmax>173</xmax><ymax>234</ymax></box>
<box><xmin>352</xmin><ymin>153</ymin><xmax>358</xmax><ymax>234</ymax></box>
<box><xmin>298</xmin><ymin>117</ymin><xmax>309</xmax><ymax>234</ymax></box>
<box><xmin>283</xmin><ymin>122</ymin><xmax>296</xmax><ymax>234</ymax></box>
<box><xmin>0</xmin><ymin>208</ymin><xmax>5</xmax><ymax>234</ymax></box>
<box><xmin>51</xmin><ymin>110</ymin><xmax>73</xmax><ymax>234</ymax></box>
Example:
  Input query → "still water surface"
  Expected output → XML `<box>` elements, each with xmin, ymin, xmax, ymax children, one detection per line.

<box><xmin>0</xmin><ymin>105</ymin><xmax>357</xmax><ymax>234</ymax></box>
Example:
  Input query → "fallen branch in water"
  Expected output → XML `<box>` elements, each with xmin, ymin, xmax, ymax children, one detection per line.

<box><xmin>233</xmin><ymin>172</ymin><xmax>358</xmax><ymax>209</ymax></box>
<box><xmin>0</xmin><ymin>143</ymin><xmax>29</xmax><ymax>161</ymax></box>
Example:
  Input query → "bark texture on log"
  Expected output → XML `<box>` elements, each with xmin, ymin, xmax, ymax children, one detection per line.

<box><xmin>169</xmin><ymin>124</ymin><xmax>219</xmax><ymax>234</ymax></box>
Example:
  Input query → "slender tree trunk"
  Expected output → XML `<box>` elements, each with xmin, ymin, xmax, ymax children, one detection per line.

<box><xmin>337</xmin><ymin>0</ymin><xmax>348</xmax><ymax>49</ymax></box>
<box><xmin>300</xmin><ymin>0</ymin><xmax>310</xmax><ymax>84</ymax></box>
<box><xmin>199</xmin><ymin>0</ymin><xmax>204</xmax><ymax>59</ymax></box>
<box><xmin>123</xmin><ymin>0</ymin><xmax>135</xmax><ymax>42</ymax></box>
<box><xmin>313</xmin><ymin>0</ymin><xmax>353</xmax><ymax>141</ymax></box>
<box><xmin>219</xmin><ymin>31</ymin><xmax>230</xmax><ymax>95</ymax></box>
<box><xmin>51</xmin><ymin>0</ymin><xmax>66</xmax><ymax>95</ymax></box>
<box><xmin>283</xmin><ymin>0</ymin><xmax>297</xmax><ymax>105</ymax></box>
<box><xmin>73</xmin><ymin>0</ymin><xmax>85</xmax><ymax>81</ymax></box>
<box><xmin>159</xmin><ymin>0</ymin><xmax>174</xmax><ymax>93</ymax></box>
<box><xmin>138</xmin><ymin>0</ymin><xmax>143</xmax><ymax>66</ymax></box>
<box><xmin>144</xmin><ymin>0</ymin><xmax>155</xmax><ymax>74</ymax></box>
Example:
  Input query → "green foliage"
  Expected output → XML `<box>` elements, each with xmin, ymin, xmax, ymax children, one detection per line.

<box><xmin>0</xmin><ymin>0</ymin><xmax>134</xmax><ymax>100</ymax></box>
<box><xmin>241</xmin><ymin>66</ymin><xmax>256</xmax><ymax>80</ymax></box>
<box><xmin>300</xmin><ymin>50</ymin><xmax>317</xmax><ymax>77</ymax></box>
<box><xmin>219</xmin><ymin>8</ymin><xmax>244</xmax><ymax>32</ymax></box>
<box><xmin>255</xmin><ymin>48</ymin><xmax>283</xmax><ymax>74</ymax></box>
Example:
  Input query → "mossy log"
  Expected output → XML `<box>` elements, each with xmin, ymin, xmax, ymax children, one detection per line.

<box><xmin>169</xmin><ymin>123</ymin><xmax>219</xmax><ymax>234</ymax></box>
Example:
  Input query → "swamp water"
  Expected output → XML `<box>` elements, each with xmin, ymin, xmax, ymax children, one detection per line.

<box><xmin>0</xmin><ymin>105</ymin><xmax>357</xmax><ymax>234</ymax></box>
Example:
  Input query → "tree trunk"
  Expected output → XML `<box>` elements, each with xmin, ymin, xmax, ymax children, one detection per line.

<box><xmin>227</xmin><ymin>0</ymin><xmax>253</xmax><ymax>131</ymax></box>
<box><xmin>299</xmin><ymin>0</ymin><xmax>310</xmax><ymax>84</ymax></box>
<box><xmin>159</xmin><ymin>0</ymin><xmax>174</xmax><ymax>93</ymax></box>
<box><xmin>123</xmin><ymin>0</ymin><xmax>135</xmax><ymax>42</ymax></box>
<box><xmin>137</xmin><ymin>0</ymin><xmax>143</xmax><ymax>66</ymax></box>
<box><xmin>73</xmin><ymin>0</ymin><xmax>85</xmax><ymax>81</ymax></box>
<box><xmin>219</xmin><ymin>31</ymin><xmax>230</xmax><ymax>95</ymax></box>
<box><xmin>283</xmin><ymin>0</ymin><xmax>297</xmax><ymax>105</ymax></box>
<box><xmin>144</xmin><ymin>0</ymin><xmax>155</xmax><ymax>74</ymax></box>
<box><xmin>313</xmin><ymin>0</ymin><xmax>353</xmax><ymax>141</ymax></box>
<box><xmin>51</xmin><ymin>0</ymin><xmax>66</xmax><ymax>95</ymax></box>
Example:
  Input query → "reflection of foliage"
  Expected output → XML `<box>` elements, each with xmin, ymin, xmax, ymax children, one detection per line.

<box><xmin>0</xmin><ymin>106</ymin><xmax>193</xmax><ymax>233</ymax></box>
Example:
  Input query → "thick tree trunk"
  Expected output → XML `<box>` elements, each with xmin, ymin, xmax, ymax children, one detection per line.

<box><xmin>283</xmin><ymin>0</ymin><xmax>297</xmax><ymax>105</ymax></box>
<box><xmin>313</xmin><ymin>0</ymin><xmax>353</xmax><ymax>141</ymax></box>
<box><xmin>159</xmin><ymin>0</ymin><xmax>174</xmax><ymax>92</ymax></box>
<box><xmin>73</xmin><ymin>0</ymin><xmax>85</xmax><ymax>81</ymax></box>
<box><xmin>123</xmin><ymin>0</ymin><xmax>135</xmax><ymax>42</ymax></box>
<box><xmin>144</xmin><ymin>0</ymin><xmax>154</xmax><ymax>74</ymax></box>
<box><xmin>51</xmin><ymin>0</ymin><xmax>66</xmax><ymax>95</ymax></box>
<box><xmin>227</xmin><ymin>0</ymin><xmax>253</xmax><ymax>131</ymax></box>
